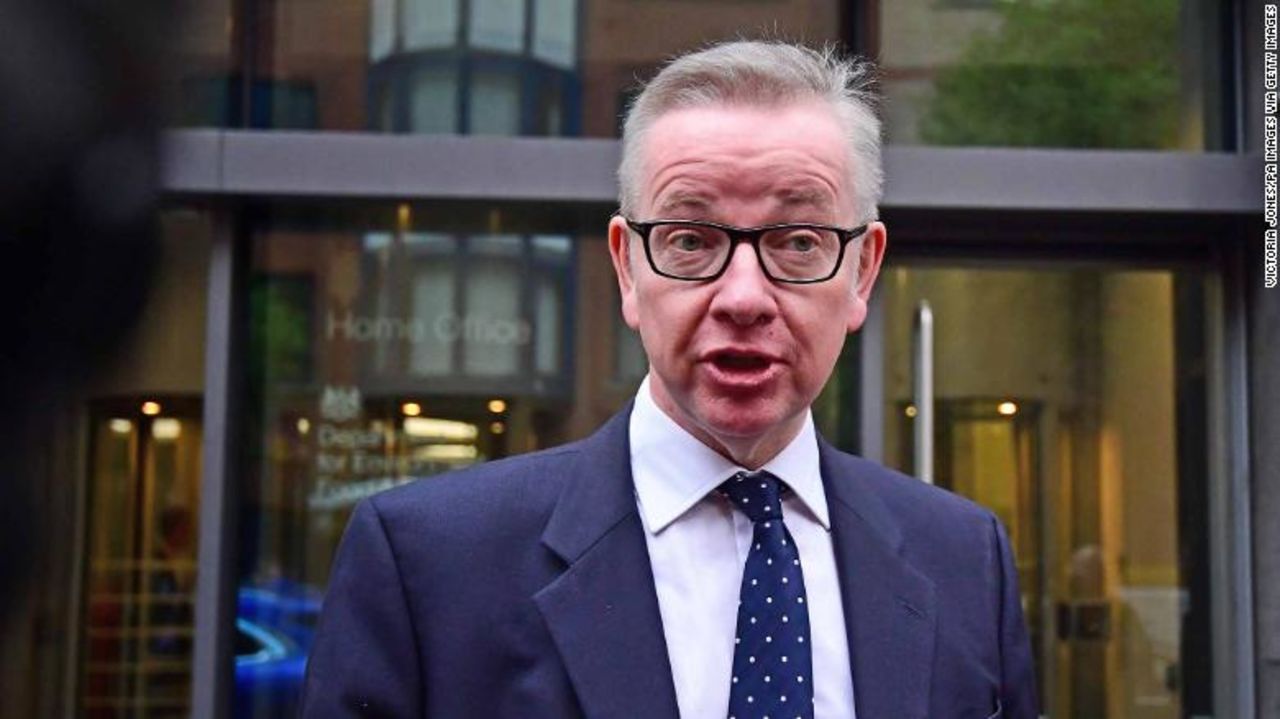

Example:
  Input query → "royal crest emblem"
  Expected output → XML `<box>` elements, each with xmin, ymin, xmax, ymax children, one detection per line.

<box><xmin>319</xmin><ymin>385</ymin><xmax>362</xmax><ymax>422</ymax></box>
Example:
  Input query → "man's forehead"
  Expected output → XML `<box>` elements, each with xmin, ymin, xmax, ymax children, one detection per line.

<box><xmin>650</xmin><ymin>183</ymin><xmax>840</xmax><ymax>218</ymax></box>
<box><xmin>652</xmin><ymin>189</ymin><xmax>711</xmax><ymax>215</ymax></box>
<box><xmin>636</xmin><ymin>102</ymin><xmax>851</xmax><ymax>218</ymax></box>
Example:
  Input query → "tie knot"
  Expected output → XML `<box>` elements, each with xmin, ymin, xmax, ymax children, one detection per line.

<box><xmin>718</xmin><ymin>470</ymin><xmax>785</xmax><ymax>523</ymax></box>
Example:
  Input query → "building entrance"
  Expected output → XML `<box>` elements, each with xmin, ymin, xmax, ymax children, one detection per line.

<box><xmin>874</xmin><ymin>265</ymin><xmax>1213</xmax><ymax>718</ymax></box>
<box><xmin>81</xmin><ymin>397</ymin><xmax>203</xmax><ymax>718</ymax></box>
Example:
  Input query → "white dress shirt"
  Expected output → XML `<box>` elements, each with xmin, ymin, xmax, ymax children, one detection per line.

<box><xmin>630</xmin><ymin>376</ymin><xmax>858</xmax><ymax>718</ymax></box>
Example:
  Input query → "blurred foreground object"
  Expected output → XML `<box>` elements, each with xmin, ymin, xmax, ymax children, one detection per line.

<box><xmin>0</xmin><ymin>0</ymin><xmax>169</xmax><ymax>615</ymax></box>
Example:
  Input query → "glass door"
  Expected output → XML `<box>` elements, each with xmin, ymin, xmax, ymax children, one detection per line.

<box><xmin>874</xmin><ymin>264</ymin><xmax>1213</xmax><ymax>718</ymax></box>
<box><xmin>81</xmin><ymin>398</ymin><xmax>203</xmax><ymax>718</ymax></box>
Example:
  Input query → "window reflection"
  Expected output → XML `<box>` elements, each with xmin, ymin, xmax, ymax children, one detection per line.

<box><xmin>879</xmin><ymin>266</ymin><xmax>1213</xmax><ymax>717</ymax></box>
<box><xmin>174</xmin><ymin>0</ymin><xmax>842</xmax><ymax>135</ymax></box>
<box><xmin>876</xmin><ymin>0</ymin><xmax>1226</xmax><ymax>150</ymax></box>
<box><xmin>470</xmin><ymin>0</ymin><xmax>526</xmax><ymax>52</ymax></box>
<box><xmin>237</xmin><ymin>206</ymin><xmax>604</xmax><ymax>715</ymax></box>
<box><xmin>76</xmin><ymin>210</ymin><xmax>212</xmax><ymax>718</ymax></box>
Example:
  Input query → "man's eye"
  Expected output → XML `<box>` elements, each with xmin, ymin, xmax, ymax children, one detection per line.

<box><xmin>782</xmin><ymin>232</ymin><xmax>819</xmax><ymax>252</ymax></box>
<box><xmin>672</xmin><ymin>233</ymin><xmax>706</xmax><ymax>251</ymax></box>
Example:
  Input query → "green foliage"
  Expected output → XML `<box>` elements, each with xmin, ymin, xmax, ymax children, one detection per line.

<box><xmin>921</xmin><ymin>0</ymin><xmax>1181</xmax><ymax>148</ymax></box>
<box><xmin>250</xmin><ymin>278</ymin><xmax>314</xmax><ymax>384</ymax></box>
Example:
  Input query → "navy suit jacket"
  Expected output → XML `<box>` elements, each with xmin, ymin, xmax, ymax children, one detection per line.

<box><xmin>299</xmin><ymin>406</ymin><xmax>1037</xmax><ymax>718</ymax></box>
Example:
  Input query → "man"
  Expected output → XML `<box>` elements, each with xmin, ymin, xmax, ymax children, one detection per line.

<box><xmin>301</xmin><ymin>41</ymin><xmax>1036</xmax><ymax>718</ymax></box>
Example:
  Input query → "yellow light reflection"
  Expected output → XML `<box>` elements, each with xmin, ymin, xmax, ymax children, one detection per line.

<box><xmin>151</xmin><ymin>418</ymin><xmax>182</xmax><ymax>440</ymax></box>
<box><xmin>397</xmin><ymin>203</ymin><xmax>412</xmax><ymax>230</ymax></box>
<box><xmin>141</xmin><ymin>401</ymin><xmax>161</xmax><ymax>416</ymax></box>
<box><xmin>402</xmin><ymin>402</ymin><xmax>422</xmax><ymax>417</ymax></box>
<box><xmin>998</xmin><ymin>401</ymin><xmax>1018</xmax><ymax>416</ymax></box>
<box><xmin>404</xmin><ymin>417</ymin><xmax>479</xmax><ymax>441</ymax></box>
<box><xmin>419</xmin><ymin>444</ymin><xmax>478</xmax><ymax>461</ymax></box>
<box><xmin>108</xmin><ymin>419</ymin><xmax>133</xmax><ymax>435</ymax></box>
<box><xmin>905</xmin><ymin>405</ymin><xmax>917</xmax><ymax>418</ymax></box>
<box><xmin>296</xmin><ymin>418</ymin><xmax>311</xmax><ymax>435</ymax></box>
<box><xmin>488</xmin><ymin>399</ymin><xmax>507</xmax><ymax>414</ymax></box>
<box><xmin>490</xmin><ymin>421</ymin><xmax>505</xmax><ymax>435</ymax></box>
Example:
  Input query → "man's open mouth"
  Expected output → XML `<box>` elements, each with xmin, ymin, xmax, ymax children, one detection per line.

<box><xmin>705</xmin><ymin>349</ymin><xmax>780</xmax><ymax>374</ymax></box>
<box><xmin>712</xmin><ymin>353</ymin><xmax>771</xmax><ymax>371</ymax></box>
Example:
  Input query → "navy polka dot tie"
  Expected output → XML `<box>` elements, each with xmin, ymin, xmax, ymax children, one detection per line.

<box><xmin>720</xmin><ymin>470</ymin><xmax>813</xmax><ymax>719</ymax></box>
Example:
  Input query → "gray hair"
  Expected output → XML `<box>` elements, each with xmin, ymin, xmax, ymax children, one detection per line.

<box><xmin>617</xmin><ymin>41</ymin><xmax>883</xmax><ymax>222</ymax></box>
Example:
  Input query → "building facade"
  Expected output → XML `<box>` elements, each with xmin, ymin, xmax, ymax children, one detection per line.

<box><xmin>1</xmin><ymin>0</ymin><xmax>1272</xmax><ymax>717</ymax></box>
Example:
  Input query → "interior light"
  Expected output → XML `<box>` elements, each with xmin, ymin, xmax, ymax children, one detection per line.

<box><xmin>404</xmin><ymin>417</ymin><xmax>479</xmax><ymax>441</ymax></box>
<box><xmin>419</xmin><ymin>444</ymin><xmax>479</xmax><ymax>461</ymax></box>
<box><xmin>490</xmin><ymin>421</ymin><xmax>505</xmax><ymax>435</ymax></box>
<box><xmin>488</xmin><ymin>399</ymin><xmax>507</xmax><ymax>414</ymax></box>
<box><xmin>998</xmin><ymin>401</ymin><xmax>1018</xmax><ymax>416</ymax></box>
<box><xmin>401</xmin><ymin>402</ymin><xmax>422</xmax><ymax>417</ymax></box>
<box><xmin>397</xmin><ymin>203</ymin><xmax>412</xmax><ymax>230</ymax></box>
<box><xmin>904</xmin><ymin>405</ymin><xmax>917</xmax><ymax>418</ymax></box>
<box><xmin>296</xmin><ymin>418</ymin><xmax>311</xmax><ymax>435</ymax></box>
<box><xmin>108</xmin><ymin>419</ymin><xmax>133</xmax><ymax>435</ymax></box>
<box><xmin>151</xmin><ymin>418</ymin><xmax>182</xmax><ymax>440</ymax></box>
<box><xmin>141</xmin><ymin>401</ymin><xmax>161</xmax><ymax>416</ymax></box>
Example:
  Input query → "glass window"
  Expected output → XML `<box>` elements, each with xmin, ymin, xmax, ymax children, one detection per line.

<box><xmin>236</xmin><ymin>204</ymin><xmax>600</xmax><ymax>715</ymax></box>
<box><xmin>227</xmin><ymin>0</ymin><xmax>841</xmax><ymax>135</ymax></box>
<box><xmin>469</xmin><ymin>0</ymin><xmax>527</xmax><ymax>53</ymax></box>
<box><xmin>535</xmin><ymin>275</ymin><xmax>564</xmax><ymax>375</ymax></box>
<box><xmin>533</xmin><ymin>0</ymin><xmax>577</xmax><ymax>70</ymax></box>
<box><xmin>462</xmin><ymin>251</ymin><xmax>523</xmax><ymax>375</ymax></box>
<box><xmin>232</xmin><ymin>202</ymin><xmax>1222</xmax><ymax>716</ymax></box>
<box><xmin>75</xmin><ymin>209</ymin><xmax>213</xmax><ymax>718</ymax></box>
<box><xmin>469</xmin><ymin>71</ymin><xmax>523</xmax><ymax>135</ymax></box>
<box><xmin>169</xmin><ymin>0</ymin><xmax>236</xmax><ymax>126</ymax></box>
<box><xmin>409</xmin><ymin>66</ymin><xmax>460</xmax><ymax>133</ymax></box>
<box><xmin>369</xmin><ymin>0</ymin><xmax>397</xmax><ymax>62</ymax></box>
<box><xmin>875</xmin><ymin>0</ymin><xmax>1229</xmax><ymax>150</ymax></box>
<box><xmin>407</xmin><ymin>249</ymin><xmax>458</xmax><ymax>376</ymax></box>
<box><xmin>405</xmin><ymin>0</ymin><xmax>460</xmax><ymax>51</ymax></box>
<box><xmin>872</xmin><ymin>264</ymin><xmax>1213</xmax><ymax>716</ymax></box>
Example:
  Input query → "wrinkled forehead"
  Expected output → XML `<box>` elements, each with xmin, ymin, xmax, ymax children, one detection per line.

<box><xmin>650</xmin><ymin>185</ymin><xmax>839</xmax><ymax>219</ymax></box>
<box><xmin>636</xmin><ymin>101</ymin><xmax>853</xmax><ymax>220</ymax></box>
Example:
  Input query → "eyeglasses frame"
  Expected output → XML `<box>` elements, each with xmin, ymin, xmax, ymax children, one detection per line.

<box><xmin>620</xmin><ymin>216</ymin><xmax>870</xmax><ymax>284</ymax></box>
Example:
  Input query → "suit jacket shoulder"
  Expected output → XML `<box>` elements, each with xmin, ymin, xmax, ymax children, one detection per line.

<box><xmin>822</xmin><ymin>445</ymin><xmax>1004</xmax><ymax>562</ymax></box>
<box><xmin>368</xmin><ymin>439</ymin><xmax>585</xmax><ymax>548</ymax></box>
<box><xmin>817</xmin><ymin>441</ymin><xmax>1038</xmax><ymax>718</ymax></box>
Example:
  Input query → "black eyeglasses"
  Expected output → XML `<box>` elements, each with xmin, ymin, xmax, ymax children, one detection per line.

<box><xmin>622</xmin><ymin>217</ymin><xmax>868</xmax><ymax>284</ymax></box>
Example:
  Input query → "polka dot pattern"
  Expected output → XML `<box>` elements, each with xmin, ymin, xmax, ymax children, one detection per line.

<box><xmin>720</xmin><ymin>470</ymin><xmax>813</xmax><ymax>719</ymax></box>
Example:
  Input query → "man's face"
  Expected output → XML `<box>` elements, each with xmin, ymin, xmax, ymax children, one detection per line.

<box><xmin>608</xmin><ymin>101</ymin><xmax>886</xmax><ymax>464</ymax></box>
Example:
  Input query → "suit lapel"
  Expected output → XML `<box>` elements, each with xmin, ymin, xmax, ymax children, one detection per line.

<box><xmin>819</xmin><ymin>440</ymin><xmax>937</xmax><ymax>719</ymax></box>
<box><xmin>534</xmin><ymin>406</ymin><xmax>680</xmax><ymax>719</ymax></box>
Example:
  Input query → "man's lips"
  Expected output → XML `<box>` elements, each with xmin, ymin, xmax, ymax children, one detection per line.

<box><xmin>700</xmin><ymin>349</ymin><xmax>785</xmax><ymax>380</ymax></box>
<box><xmin>702</xmin><ymin>348</ymin><xmax>783</xmax><ymax>365</ymax></box>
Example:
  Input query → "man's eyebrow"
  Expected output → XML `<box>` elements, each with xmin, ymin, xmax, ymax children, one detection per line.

<box><xmin>653</xmin><ymin>191</ymin><xmax>712</xmax><ymax>216</ymax></box>
<box><xmin>776</xmin><ymin>187</ymin><xmax>836</xmax><ymax>210</ymax></box>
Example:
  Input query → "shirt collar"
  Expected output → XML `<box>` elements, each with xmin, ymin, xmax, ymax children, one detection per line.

<box><xmin>629</xmin><ymin>375</ymin><xmax>830</xmax><ymax>534</ymax></box>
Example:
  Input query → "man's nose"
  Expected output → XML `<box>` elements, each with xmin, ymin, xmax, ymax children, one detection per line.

<box><xmin>708</xmin><ymin>242</ymin><xmax>777</xmax><ymax>326</ymax></box>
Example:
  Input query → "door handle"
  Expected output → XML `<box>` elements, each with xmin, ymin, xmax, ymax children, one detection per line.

<box><xmin>913</xmin><ymin>301</ymin><xmax>934</xmax><ymax>484</ymax></box>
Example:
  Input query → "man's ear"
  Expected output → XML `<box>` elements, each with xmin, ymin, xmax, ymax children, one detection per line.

<box><xmin>846</xmin><ymin>221</ymin><xmax>887</xmax><ymax>333</ymax></box>
<box><xmin>608</xmin><ymin>216</ymin><xmax>641</xmax><ymax>330</ymax></box>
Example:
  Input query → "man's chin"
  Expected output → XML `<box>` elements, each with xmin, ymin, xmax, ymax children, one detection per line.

<box><xmin>653</xmin><ymin>379</ymin><xmax>800</xmax><ymax>449</ymax></box>
<box><xmin>700</xmin><ymin>413</ymin><xmax>780</xmax><ymax>439</ymax></box>
<box><xmin>693</xmin><ymin>403</ymin><xmax>797</xmax><ymax>445</ymax></box>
